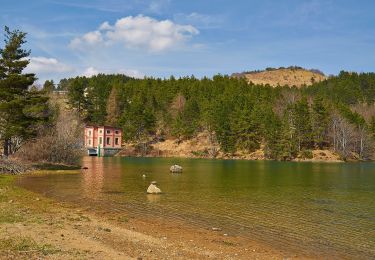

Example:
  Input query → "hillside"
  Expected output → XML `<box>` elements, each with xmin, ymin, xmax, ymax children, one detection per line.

<box><xmin>233</xmin><ymin>67</ymin><xmax>327</xmax><ymax>87</ymax></box>
<box><xmin>64</xmin><ymin>72</ymin><xmax>375</xmax><ymax>161</ymax></box>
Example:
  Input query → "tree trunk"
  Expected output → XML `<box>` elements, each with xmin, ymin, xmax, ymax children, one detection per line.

<box><xmin>3</xmin><ymin>138</ymin><xmax>9</xmax><ymax>157</ymax></box>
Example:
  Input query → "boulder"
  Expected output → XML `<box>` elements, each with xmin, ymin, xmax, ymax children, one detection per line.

<box><xmin>147</xmin><ymin>183</ymin><xmax>162</xmax><ymax>194</ymax></box>
<box><xmin>170</xmin><ymin>164</ymin><xmax>183</xmax><ymax>173</ymax></box>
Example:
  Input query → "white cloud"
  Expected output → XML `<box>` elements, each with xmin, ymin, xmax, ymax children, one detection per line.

<box><xmin>69</xmin><ymin>15</ymin><xmax>199</xmax><ymax>52</ymax></box>
<box><xmin>173</xmin><ymin>12</ymin><xmax>222</xmax><ymax>29</ymax></box>
<box><xmin>147</xmin><ymin>0</ymin><xmax>171</xmax><ymax>14</ymax></box>
<box><xmin>69</xmin><ymin>30</ymin><xmax>103</xmax><ymax>49</ymax></box>
<box><xmin>82</xmin><ymin>67</ymin><xmax>100</xmax><ymax>77</ymax></box>
<box><xmin>25</xmin><ymin>56</ymin><xmax>73</xmax><ymax>73</ymax></box>
<box><xmin>82</xmin><ymin>67</ymin><xmax>144</xmax><ymax>79</ymax></box>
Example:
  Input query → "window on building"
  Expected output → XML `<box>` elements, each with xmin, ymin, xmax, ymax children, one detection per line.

<box><xmin>99</xmin><ymin>137</ymin><xmax>102</xmax><ymax>145</ymax></box>
<box><xmin>106</xmin><ymin>137</ymin><xmax>110</xmax><ymax>145</ymax></box>
<box><xmin>115</xmin><ymin>138</ymin><xmax>119</xmax><ymax>145</ymax></box>
<box><xmin>88</xmin><ymin>130</ymin><xmax>91</xmax><ymax>136</ymax></box>
<box><xmin>99</xmin><ymin>130</ymin><xmax>102</xmax><ymax>134</ymax></box>
<box><xmin>88</xmin><ymin>139</ymin><xmax>91</xmax><ymax>145</ymax></box>
<box><xmin>115</xmin><ymin>130</ymin><xmax>119</xmax><ymax>134</ymax></box>
<box><xmin>106</xmin><ymin>130</ymin><xmax>111</xmax><ymax>134</ymax></box>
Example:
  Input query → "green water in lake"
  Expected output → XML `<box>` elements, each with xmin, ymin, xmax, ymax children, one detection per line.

<box><xmin>18</xmin><ymin>157</ymin><xmax>375</xmax><ymax>258</ymax></box>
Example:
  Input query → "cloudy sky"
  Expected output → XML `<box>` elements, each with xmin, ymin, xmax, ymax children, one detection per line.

<box><xmin>1</xmin><ymin>0</ymin><xmax>375</xmax><ymax>83</ymax></box>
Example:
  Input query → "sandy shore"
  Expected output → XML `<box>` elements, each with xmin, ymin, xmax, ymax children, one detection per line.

<box><xmin>0</xmin><ymin>172</ymin><xmax>318</xmax><ymax>259</ymax></box>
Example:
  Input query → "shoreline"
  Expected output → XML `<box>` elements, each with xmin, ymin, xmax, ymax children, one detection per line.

<box><xmin>0</xmin><ymin>171</ymin><xmax>328</xmax><ymax>259</ymax></box>
<box><xmin>116</xmin><ymin>152</ymin><xmax>345</xmax><ymax>163</ymax></box>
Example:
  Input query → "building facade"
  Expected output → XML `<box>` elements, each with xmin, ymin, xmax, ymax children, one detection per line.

<box><xmin>84</xmin><ymin>126</ymin><xmax>122</xmax><ymax>156</ymax></box>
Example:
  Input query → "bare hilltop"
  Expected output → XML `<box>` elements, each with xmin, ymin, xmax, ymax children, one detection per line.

<box><xmin>233</xmin><ymin>66</ymin><xmax>327</xmax><ymax>87</ymax></box>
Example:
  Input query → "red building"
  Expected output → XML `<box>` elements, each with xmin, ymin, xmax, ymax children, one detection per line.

<box><xmin>84</xmin><ymin>126</ymin><xmax>122</xmax><ymax>156</ymax></box>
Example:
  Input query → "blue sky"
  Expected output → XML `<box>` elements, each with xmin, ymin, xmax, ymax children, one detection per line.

<box><xmin>1</xmin><ymin>0</ymin><xmax>375</xmax><ymax>83</ymax></box>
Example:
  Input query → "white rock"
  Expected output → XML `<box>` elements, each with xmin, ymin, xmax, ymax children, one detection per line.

<box><xmin>170</xmin><ymin>165</ymin><xmax>183</xmax><ymax>173</ymax></box>
<box><xmin>147</xmin><ymin>184</ymin><xmax>162</xmax><ymax>194</ymax></box>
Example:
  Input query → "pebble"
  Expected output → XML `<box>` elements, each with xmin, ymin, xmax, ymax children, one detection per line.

<box><xmin>36</xmin><ymin>197</ymin><xmax>40</xmax><ymax>201</ymax></box>
<box><xmin>223</xmin><ymin>233</ymin><xmax>228</xmax><ymax>236</ymax></box>
<box><xmin>8</xmin><ymin>200</ymin><xmax>13</xmax><ymax>203</ymax></box>
<box><xmin>212</xmin><ymin>227</ymin><xmax>222</xmax><ymax>231</ymax></box>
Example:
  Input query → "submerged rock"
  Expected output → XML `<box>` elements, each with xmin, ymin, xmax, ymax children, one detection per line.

<box><xmin>147</xmin><ymin>182</ymin><xmax>162</xmax><ymax>194</ymax></box>
<box><xmin>170</xmin><ymin>164</ymin><xmax>183</xmax><ymax>173</ymax></box>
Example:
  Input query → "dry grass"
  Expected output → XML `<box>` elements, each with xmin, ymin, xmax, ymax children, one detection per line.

<box><xmin>244</xmin><ymin>68</ymin><xmax>326</xmax><ymax>87</ymax></box>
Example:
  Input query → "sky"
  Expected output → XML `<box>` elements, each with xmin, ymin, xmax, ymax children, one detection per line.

<box><xmin>1</xmin><ymin>0</ymin><xmax>375</xmax><ymax>83</ymax></box>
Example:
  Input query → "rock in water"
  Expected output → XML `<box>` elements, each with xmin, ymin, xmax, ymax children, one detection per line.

<box><xmin>170</xmin><ymin>165</ymin><xmax>183</xmax><ymax>173</ymax></box>
<box><xmin>147</xmin><ymin>183</ymin><xmax>162</xmax><ymax>194</ymax></box>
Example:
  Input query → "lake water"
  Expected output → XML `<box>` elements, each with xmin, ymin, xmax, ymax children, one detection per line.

<box><xmin>18</xmin><ymin>157</ymin><xmax>375</xmax><ymax>258</ymax></box>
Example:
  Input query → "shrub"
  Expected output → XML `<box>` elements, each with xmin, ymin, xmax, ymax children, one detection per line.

<box><xmin>300</xmin><ymin>149</ymin><xmax>314</xmax><ymax>159</ymax></box>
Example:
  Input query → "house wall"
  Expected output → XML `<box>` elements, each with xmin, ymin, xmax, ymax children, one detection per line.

<box><xmin>84</xmin><ymin>127</ymin><xmax>95</xmax><ymax>147</ymax></box>
<box><xmin>84</xmin><ymin>126</ymin><xmax>122</xmax><ymax>149</ymax></box>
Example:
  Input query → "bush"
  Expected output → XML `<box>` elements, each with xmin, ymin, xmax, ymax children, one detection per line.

<box><xmin>300</xmin><ymin>149</ymin><xmax>313</xmax><ymax>159</ymax></box>
<box><xmin>0</xmin><ymin>158</ymin><xmax>30</xmax><ymax>174</ymax></box>
<box><xmin>15</xmin><ymin>108</ymin><xmax>83</xmax><ymax>166</ymax></box>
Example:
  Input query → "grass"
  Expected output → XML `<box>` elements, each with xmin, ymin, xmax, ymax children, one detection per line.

<box><xmin>117</xmin><ymin>215</ymin><xmax>129</xmax><ymax>223</ymax></box>
<box><xmin>0</xmin><ymin>236</ymin><xmax>60</xmax><ymax>255</ymax></box>
<box><xmin>32</xmin><ymin>163</ymin><xmax>81</xmax><ymax>171</ymax></box>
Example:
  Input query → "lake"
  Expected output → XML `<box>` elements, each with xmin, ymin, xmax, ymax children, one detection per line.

<box><xmin>18</xmin><ymin>157</ymin><xmax>375</xmax><ymax>258</ymax></box>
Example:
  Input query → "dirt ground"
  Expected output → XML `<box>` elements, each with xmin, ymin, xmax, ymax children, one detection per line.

<box><xmin>0</xmin><ymin>173</ymin><xmax>316</xmax><ymax>259</ymax></box>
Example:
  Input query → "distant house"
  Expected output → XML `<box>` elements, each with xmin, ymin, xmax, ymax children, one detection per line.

<box><xmin>84</xmin><ymin>126</ymin><xmax>122</xmax><ymax>156</ymax></box>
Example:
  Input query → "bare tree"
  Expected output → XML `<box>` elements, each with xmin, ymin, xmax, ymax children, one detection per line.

<box><xmin>330</xmin><ymin>111</ymin><xmax>355</xmax><ymax>160</ymax></box>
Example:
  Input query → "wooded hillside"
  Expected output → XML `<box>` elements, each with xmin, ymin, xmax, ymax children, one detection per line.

<box><xmin>59</xmin><ymin>71</ymin><xmax>375</xmax><ymax>161</ymax></box>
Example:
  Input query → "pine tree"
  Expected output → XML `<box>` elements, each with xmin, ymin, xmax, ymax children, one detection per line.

<box><xmin>232</xmin><ymin>105</ymin><xmax>261</xmax><ymax>152</ymax></box>
<box><xmin>0</xmin><ymin>26</ymin><xmax>48</xmax><ymax>156</ymax></box>
<box><xmin>293</xmin><ymin>98</ymin><xmax>312</xmax><ymax>151</ymax></box>
<box><xmin>312</xmin><ymin>96</ymin><xmax>329</xmax><ymax>148</ymax></box>
<box><xmin>106</xmin><ymin>83</ymin><xmax>122</xmax><ymax>126</ymax></box>
<box><xmin>43</xmin><ymin>80</ymin><xmax>55</xmax><ymax>93</ymax></box>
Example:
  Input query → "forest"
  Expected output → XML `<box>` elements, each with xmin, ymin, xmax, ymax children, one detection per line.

<box><xmin>52</xmin><ymin>71</ymin><xmax>375</xmax><ymax>161</ymax></box>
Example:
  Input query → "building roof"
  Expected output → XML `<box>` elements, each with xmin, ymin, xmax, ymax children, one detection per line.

<box><xmin>85</xmin><ymin>125</ymin><xmax>122</xmax><ymax>130</ymax></box>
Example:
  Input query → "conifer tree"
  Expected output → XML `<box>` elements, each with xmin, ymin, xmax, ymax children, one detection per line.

<box><xmin>43</xmin><ymin>79</ymin><xmax>55</xmax><ymax>93</ymax></box>
<box><xmin>312</xmin><ymin>96</ymin><xmax>329</xmax><ymax>148</ymax></box>
<box><xmin>0</xmin><ymin>26</ymin><xmax>48</xmax><ymax>156</ymax></box>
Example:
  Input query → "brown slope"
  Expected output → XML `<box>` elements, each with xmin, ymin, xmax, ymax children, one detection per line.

<box><xmin>235</xmin><ymin>68</ymin><xmax>326</xmax><ymax>87</ymax></box>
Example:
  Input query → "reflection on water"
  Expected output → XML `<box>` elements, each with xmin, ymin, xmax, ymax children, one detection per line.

<box><xmin>18</xmin><ymin>157</ymin><xmax>375</xmax><ymax>259</ymax></box>
<box><xmin>146</xmin><ymin>194</ymin><xmax>162</xmax><ymax>203</ymax></box>
<box><xmin>81</xmin><ymin>157</ymin><xmax>104</xmax><ymax>199</ymax></box>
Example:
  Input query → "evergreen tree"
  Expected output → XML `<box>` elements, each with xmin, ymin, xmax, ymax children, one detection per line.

<box><xmin>312</xmin><ymin>96</ymin><xmax>329</xmax><ymax>148</ymax></box>
<box><xmin>232</xmin><ymin>105</ymin><xmax>261</xmax><ymax>152</ymax></box>
<box><xmin>0</xmin><ymin>26</ymin><xmax>48</xmax><ymax>156</ymax></box>
<box><xmin>293</xmin><ymin>98</ymin><xmax>313</xmax><ymax>151</ymax></box>
<box><xmin>67</xmin><ymin>76</ymin><xmax>87</xmax><ymax>116</ymax></box>
<box><xmin>43</xmin><ymin>79</ymin><xmax>55</xmax><ymax>93</ymax></box>
<box><xmin>370</xmin><ymin>116</ymin><xmax>375</xmax><ymax>139</ymax></box>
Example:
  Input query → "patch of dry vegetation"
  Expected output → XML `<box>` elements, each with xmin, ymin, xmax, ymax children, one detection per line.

<box><xmin>240</xmin><ymin>67</ymin><xmax>326</xmax><ymax>87</ymax></box>
<box><xmin>14</xmin><ymin>94</ymin><xmax>83</xmax><ymax>166</ymax></box>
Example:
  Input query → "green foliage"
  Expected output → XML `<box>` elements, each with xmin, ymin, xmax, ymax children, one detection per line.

<box><xmin>312</xmin><ymin>96</ymin><xmax>329</xmax><ymax>148</ymax></box>
<box><xmin>370</xmin><ymin>116</ymin><xmax>375</xmax><ymax>139</ymax></box>
<box><xmin>0</xmin><ymin>26</ymin><xmax>49</xmax><ymax>156</ymax></box>
<box><xmin>63</xmin><ymin>68</ymin><xmax>375</xmax><ymax>160</ymax></box>
<box><xmin>300</xmin><ymin>149</ymin><xmax>314</xmax><ymax>159</ymax></box>
<box><xmin>42</xmin><ymin>80</ymin><xmax>55</xmax><ymax>93</ymax></box>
